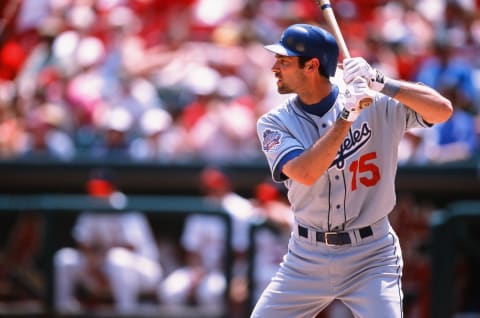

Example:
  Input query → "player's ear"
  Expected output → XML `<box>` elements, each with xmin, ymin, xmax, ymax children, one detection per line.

<box><xmin>307</xmin><ymin>58</ymin><xmax>320</xmax><ymax>72</ymax></box>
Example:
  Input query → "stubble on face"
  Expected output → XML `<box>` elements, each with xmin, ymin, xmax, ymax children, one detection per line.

<box><xmin>277</xmin><ymin>80</ymin><xmax>292</xmax><ymax>94</ymax></box>
<box><xmin>274</xmin><ymin>68</ymin><xmax>289</xmax><ymax>94</ymax></box>
<box><xmin>273</xmin><ymin>56</ymin><xmax>306</xmax><ymax>95</ymax></box>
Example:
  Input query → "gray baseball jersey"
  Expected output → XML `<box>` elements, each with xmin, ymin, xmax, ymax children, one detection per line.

<box><xmin>257</xmin><ymin>85</ymin><xmax>429</xmax><ymax>232</ymax></box>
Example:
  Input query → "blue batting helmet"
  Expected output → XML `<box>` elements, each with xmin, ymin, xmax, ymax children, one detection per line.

<box><xmin>265</xmin><ymin>24</ymin><xmax>339</xmax><ymax>77</ymax></box>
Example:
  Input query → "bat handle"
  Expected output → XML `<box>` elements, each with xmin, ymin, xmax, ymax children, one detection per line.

<box><xmin>317</xmin><ymin>0</ymin><xmax>351</xmax><ymax>60</ymax></box>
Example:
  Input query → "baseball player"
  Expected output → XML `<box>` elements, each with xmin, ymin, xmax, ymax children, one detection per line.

<box><xmin>54</xmin><ymin>170</ymin><xmax>163</xmax><ymax>314</ymax></box>
<box><xmin>252</xmin><ymin>24</ymin><xmax>452</xmax><ymax>318</ymax></box>
<box><xmin>158</xmin><ymin>167</ymin><xmax>256</xmax><ymax>313</ymax></box>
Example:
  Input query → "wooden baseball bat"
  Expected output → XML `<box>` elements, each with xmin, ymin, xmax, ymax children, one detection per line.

<box><xmin>315</xmin><ymin>0</ymin><xmax>373</xmax><ymax>108</ymax></box>
<box><xmin>316</xmin><ymin>0</ymin><xmax>350</xmax><ymax>60</ymax></box>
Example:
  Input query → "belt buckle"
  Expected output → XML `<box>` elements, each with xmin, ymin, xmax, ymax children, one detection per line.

<box><xmin>324</xmin><ymin>232</ymin><xmax>337</xmax><ymax>246</ymax></box>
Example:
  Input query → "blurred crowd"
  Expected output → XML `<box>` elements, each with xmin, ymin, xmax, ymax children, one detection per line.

<box><xmin>0</xmin><ymin>0</ymin><xmax>479</xmax><ymax>165</ymax></box>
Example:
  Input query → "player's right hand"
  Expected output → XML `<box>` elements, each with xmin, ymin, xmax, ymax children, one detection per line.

<box><xmin>340</xmin><ymin>77</ymin><xmax>372</xmax><ymax>122</ymax></box>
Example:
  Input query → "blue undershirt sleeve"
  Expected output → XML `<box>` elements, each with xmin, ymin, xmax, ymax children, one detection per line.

<box><xmin>274</xmin><ymin>149</ymin><xmax>303</xmax><ymax>182</ymax></box>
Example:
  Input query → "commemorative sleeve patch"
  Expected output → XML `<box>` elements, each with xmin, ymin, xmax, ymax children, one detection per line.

<box><xmin>262</xmin><ymin>129</ymin><xmax>282</xmax><ymax>152</ymax></box>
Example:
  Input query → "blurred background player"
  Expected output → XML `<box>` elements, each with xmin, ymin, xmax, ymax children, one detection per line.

<box><xmin>158</xmin><ymin>166</ymin><xmax>255</xmax><ymax>317</ymax></box>
<box><xmin>53</xmin><ymin>169</ymin><xmax>163</xmax><ymax>314</ymax></box>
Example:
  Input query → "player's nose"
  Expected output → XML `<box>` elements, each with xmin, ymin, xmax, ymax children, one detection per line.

<box><xmin>271</xmin><ymin>60</ymin><xmax>280</xmax><ymax>72</ymax></box>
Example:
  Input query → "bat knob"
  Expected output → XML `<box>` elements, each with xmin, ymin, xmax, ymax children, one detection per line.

<box><xmin>359</xmin><ymin>97</ymin><xmax>373</xmax><ymax>109</ymax></box>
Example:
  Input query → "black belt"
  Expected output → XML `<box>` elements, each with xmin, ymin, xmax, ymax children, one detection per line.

<box><xmin>297</xmin><ymin>225</ymin><xmax>373</xmax><ymax>246</ymax></box>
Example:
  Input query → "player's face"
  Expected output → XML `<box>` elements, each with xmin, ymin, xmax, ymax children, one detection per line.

<box><xmin>272</xmin><ymin>55</ymin><xmax>307</xmax><ymax>94</ymax></box>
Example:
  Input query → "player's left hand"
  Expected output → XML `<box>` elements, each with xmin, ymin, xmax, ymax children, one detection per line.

<box><xmin>340</xmin><ymin>77</ymin><xmax>372</xmax><ymax>122</ymax></box>
<box><xmin>343</xmin><ymin>57</ymin><xmax>385</xmax><ymax>92</ymax></box>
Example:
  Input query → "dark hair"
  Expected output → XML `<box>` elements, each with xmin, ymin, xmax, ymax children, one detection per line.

<box><xmin>298</xmin><ymin>56</ymin><xmax>329</xmax><ymax>78</ymax></box>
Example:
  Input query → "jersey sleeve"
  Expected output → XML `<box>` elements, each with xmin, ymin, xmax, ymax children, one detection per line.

<box><xmin>404</xmin><ymin>103</ymin><xmax>432</xmax><ymax>130</ymax></box>
<box><xmin>257</xmin><ymin>108</ymin><xmax>304</xmax><ymax>182</ymax></box>
<box><xmin>377</xmin><ymin>94</ymin><xmax>432</xmax><ymax>133</ymax></box>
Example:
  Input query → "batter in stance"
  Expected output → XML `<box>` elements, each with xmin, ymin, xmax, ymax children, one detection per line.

<box><xmin>252</xmin><ymin>23</ymin><xmax>452</xmax><ymax>318</ymax></box>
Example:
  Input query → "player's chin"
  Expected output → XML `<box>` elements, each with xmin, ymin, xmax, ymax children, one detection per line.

<box><xmin>277</xmin><ymin>84</ymin><xmax>292</xmax><ymax>94</ymax></box>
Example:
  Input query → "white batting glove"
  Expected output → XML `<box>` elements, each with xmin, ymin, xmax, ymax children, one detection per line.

<box><xmin>340</xmin><ymin>77</ymin><xmax>372</xmax><ymax>122</ymax></box>
<box><xmin>343</xmin><ymin>57</ymin><xmax>386</xmax><ymax>92</ymax></box>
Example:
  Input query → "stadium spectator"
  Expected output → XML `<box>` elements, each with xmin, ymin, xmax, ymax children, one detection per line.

<box><xmin>88</xmin><ymin>107</ymin><xmax>133</xmax><ymax>160</ymax></box>
<box><xmin>0</xmin><ymin>83</ymin><xmax>29</xmax><ymax>159</ymax></box>
<box><xmin>19</xmin><ymin>94</ymin><xmax>76</xmax><ymax>161</ymax></box>
<box><xmin>422</xmin><ymin>99</ymin><xmax>478</xmax><ymax>164</ymax></box>
<box><xmin>399</xmin><ymin>34</ymin><xmax>479</xmax><ymax>164</ymax></box>
<box><xmin>128</xmin><ymin>107</ymin><xmax>174</xmax><ymax>162</ymax></box>
<box><xmin>187</xmin><ymin>76</ymin><xmax>260</xmax><ymax>163</ymax></box>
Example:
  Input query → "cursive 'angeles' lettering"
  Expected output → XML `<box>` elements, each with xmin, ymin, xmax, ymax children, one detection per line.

<box><xmin>331</xmin><ymin>122</ymin><xmax>372</xmax><ymax>169</ymax></box>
